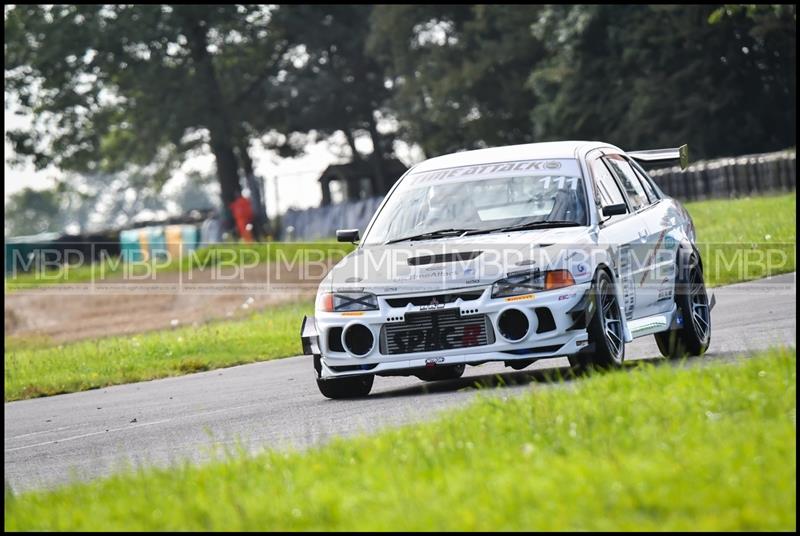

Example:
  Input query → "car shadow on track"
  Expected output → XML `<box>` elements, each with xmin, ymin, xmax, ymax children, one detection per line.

<box><xmin>369</xmin><ymin>365</ymin><xmax>578</xmax><ymax>400</ymax></box>
<box><xmin>368</xmin><ymin>352</ymin><xmax>728</xmax><ymax>400</ymax></box>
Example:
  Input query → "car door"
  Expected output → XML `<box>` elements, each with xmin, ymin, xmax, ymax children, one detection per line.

<box><xmin>587</xmin><ymin>154</ymin><xmax>649</xmax><ymax>321</ymax></box>
<box><xmin>602</xmin><ymin>152</ymin><xmax>663</xmax><ymax>319</ymax></box>
<box><xmin>629</xmin><ymin>158</ymin><xmax>683</xmax><ymax>315</ymax></box>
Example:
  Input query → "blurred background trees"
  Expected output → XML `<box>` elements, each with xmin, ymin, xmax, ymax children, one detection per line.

<box><xmin>4</xmin><ymin>4</ymin><xmax>796</xmax><ymax>235</ymax></box>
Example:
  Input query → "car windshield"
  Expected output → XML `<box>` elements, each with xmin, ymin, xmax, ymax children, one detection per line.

<box><xmin>362</xmin><ymin>158</ymin><xmax>588</xmax><ymax>245</ymax></box>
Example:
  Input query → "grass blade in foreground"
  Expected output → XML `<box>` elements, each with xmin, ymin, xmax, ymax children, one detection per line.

<box><xmin>5</xmin><ymin>349</ymin><xmax>796</xmax><ymax>531</ymax></box>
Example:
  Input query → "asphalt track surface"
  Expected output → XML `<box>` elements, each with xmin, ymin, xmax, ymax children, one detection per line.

<box><xmin>5</xmin><ymin>273</ymin><xmax>796</xmax><ymax>493</ymax></box>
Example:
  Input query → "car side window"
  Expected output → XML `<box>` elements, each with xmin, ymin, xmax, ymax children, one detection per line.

<box><xmin>589</xmin><ymin>158</ymin><xmax>626</xmax><ymax>210</ymax></box>
<box><xmin>629</xmin><ymin>159</ymin><xmax>661</xmax><ymax>201</ymax></box>
<box><xmin>603</xmin><ymin>155</ymin><xmax>649</xmax><ymax>210</ymax></box>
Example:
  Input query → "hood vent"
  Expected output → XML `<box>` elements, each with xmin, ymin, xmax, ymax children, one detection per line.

<box><xmin>407</xmin><ymin>250</ymin><xmax>483</xmax><ymax>266</ymax></box>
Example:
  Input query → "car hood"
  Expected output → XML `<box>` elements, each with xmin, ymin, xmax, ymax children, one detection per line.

<box><xmin>323</xmin><ymin>227</ymin><xmax>597</xmax><ymax>295</ymax></box>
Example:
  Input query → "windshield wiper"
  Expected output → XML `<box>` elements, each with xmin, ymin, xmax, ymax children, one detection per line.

<box><xmin>467</xmin><ymin>220</ymin><xmax>580</xmax><ymax>235</ymax></box>
<box><xmin>384</xmin><ymin>228</ymin><xmax>477</xmax><ymax>245</ymax></box>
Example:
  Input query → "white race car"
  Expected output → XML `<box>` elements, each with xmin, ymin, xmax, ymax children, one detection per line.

<box><xmin>301</xmin><ymin>141</ymin><xmax>713</xmax><ymax>399</ymax></box>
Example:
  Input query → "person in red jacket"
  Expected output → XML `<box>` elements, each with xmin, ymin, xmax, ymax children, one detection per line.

<box><xmin>229</xmin><ymin>195</ymin><xmax>255</xmax><ymax>242</ymax></box>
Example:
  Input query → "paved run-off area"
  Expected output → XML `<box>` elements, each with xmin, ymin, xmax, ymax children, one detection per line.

<box><xmin>4</xmin><ymin>273</ymin><xmax>796</xmax><ymax>492</ymax></box>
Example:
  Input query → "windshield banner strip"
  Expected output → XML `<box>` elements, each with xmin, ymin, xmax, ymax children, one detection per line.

<box><xmin>406</xmin><ymin>158</ymin><xmax>582</xmax><ymax>186</ymax></box>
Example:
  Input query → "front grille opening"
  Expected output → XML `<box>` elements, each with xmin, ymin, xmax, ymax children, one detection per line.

<box><xmin>327</xmin><ymin>327</ymin><xmax>344</xmax><ymax>352</ymax></box>
<box><xmin>385</xmin><ymin>289</ymin><xmax>484</xmax><ymax>308</ymax></box>
<box><xmin>535</xmin><ymin>307</ymin><xmax>556</xmax><ymax>333</ymax></box>
<box><xmin>381</xmin><ymin>309</ymin><xmax>493</xmax><ymax>355</ymax></box>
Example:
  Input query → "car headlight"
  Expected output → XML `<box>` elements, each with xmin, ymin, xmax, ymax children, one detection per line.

<box><xmin>491</xmin><ymin>269</ymin><xmax>575</xmax><ymax>298</ymax></box>
<box><xmin>317</xmin><ymin>292</ymin><xmax>379</xmax><ymax>312</ymax></box>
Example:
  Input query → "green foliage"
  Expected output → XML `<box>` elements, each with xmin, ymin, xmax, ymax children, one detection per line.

<box><xmin>367</xmin><ymin>5</ymin><xmax>795</xmax><ymax>159</ymax></box>
<box><xmin>265</xmin><ymin>6</ymin><xmax>390</xmax><ymax>144</ymax></box>
<box><xmin>368</xmin><ymin>6</ymin><xmax>544</xmax><ymax>157</ymax></box>
<box><xmin>4</xmin><ymin>349</ymin><xmax>796</xmax><ymax>531</ymax></box>
<box><xmin>4</xmin><ymin>5</ymin><xmax>288</xmax><ymax>207</ymax></box>
<box><xmin>527</xmin><ymin>5</ymin><xmax>795</xmax><ymax>158</ymax></box>
<box><xmin>3</xmin><ymin>188</ymin><xmax>64</xmax><ymax>237</ymax></box>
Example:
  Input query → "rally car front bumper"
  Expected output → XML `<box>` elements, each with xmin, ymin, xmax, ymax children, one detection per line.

<box><xmin>301</xmin><ymin>283</ymin><xmax>594</xmax><ymax>380</ymax></box>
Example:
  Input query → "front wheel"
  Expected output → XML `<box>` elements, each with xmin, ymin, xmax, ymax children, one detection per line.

<box><xmin>655</xmin><ymin>252</ymin><xmax>711</xmax><ymax>359</ymax></box>
<box><xmin>569</xmin><ymin>270</ymin><xmax>625</xmax><ymax>371</ymax></box>
<box><xmin>316</xmin><ymin>374</ymin><xmax>374</xmax><ymax>399</ymax></box>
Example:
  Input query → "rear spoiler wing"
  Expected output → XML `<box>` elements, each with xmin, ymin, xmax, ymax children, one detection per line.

<box><xmin>628</xmin><ymin>144</ymin><xmax>689</xmax><ymax>170</ymax></box>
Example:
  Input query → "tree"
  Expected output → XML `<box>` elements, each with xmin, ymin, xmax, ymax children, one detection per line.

<box><xmin>5</xmin><ymin>5</ymin><xmax>287</xmax><ymax>227</ymax></box>
<box><xmin>528</xmin><ymin>5</ymin><xmax>796</xmax><ymax>158</ymax></box>
<box><xmin>260</xmin><ymin>5</ymin><xmax>400</xmax><ymax>194</ymax></box>
<box><xmin>367</xmin><ymin>5</ymin><xmax>546</xmax><ymax>157</ymax></box>
<box><xmin>4</xmin><ymin>188</ymin><xmax>64</xmax><ymax>237</ymax></box>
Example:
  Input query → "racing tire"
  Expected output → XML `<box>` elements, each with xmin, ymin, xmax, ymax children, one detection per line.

<box><xmin>415</xmin><ymin>364</ymin><xmax>466</xmax><ymax>382</ymax></box>
<box><xmin>316</xmin><ymin>374</ymin><xmax>374</xmax><ymax>399</ymax></box>
<box><xmin>654</xmin><ymin>251</ymin><xmax>711</xmax><ymax>359</ymax></box>
<box><xmin>568</xmin><ymin>270</ymin><xmax>625</xmax><ymax>371</ymax></box>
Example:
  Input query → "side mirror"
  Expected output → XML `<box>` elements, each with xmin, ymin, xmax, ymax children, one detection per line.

<box><xmin>602</xmin><ymin>203</ymin><xmax>627</xmax><ymax>217</ymax></box>
<box><xmin>336</xmin><ymin>229</ymin><xmax>360</xmax><ymax>243</ymax></box>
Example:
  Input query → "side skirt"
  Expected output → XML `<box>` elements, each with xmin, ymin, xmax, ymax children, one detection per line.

<box><xmin>627</xmin><ymin>304</ymin><xmax>678</xmax><ymax>338</ymax></box>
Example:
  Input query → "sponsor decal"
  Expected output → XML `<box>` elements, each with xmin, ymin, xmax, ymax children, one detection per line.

<box><xmin>504</xmin><ymin>294</ymin><xmax>535</xmax><ymax>302</ymax></box>
<box><xmin>575</xmin><ymin>263</ymin><xmax>588</xmax><ymax>275</ymax></box>
<box><xmin>619</xmin><ymin>245</ymin><xmax>636</xmax><ymax>319</ymax></box>
<box><xmin>341</xmin><ymin>312</ymin><xmax>365</xmax><ymax>317</ymax></box>
<box><xmin>657</xmin><ymin>277</ymin><xmax>673</xmax><ymax>302</ymax></box>
<box><xmin>425</xmin><ymin>356</ymin><xmax>446</xmax><ymax>367</ymax></box>
<box><xmin>664</xmin><ymin>235</ymin><xmax>676</xmax><ymax>250</ymax></box>
<box><xmin>419</xmin><ymin>297</ymin><xmax>446</xmax><ymax>311</ymax></box>
<box><xmin>407</xmin><ymin>159</ymin><xmax>580</xmax><ymax>185</ymax></box>
<box><xmin>657</xmin><ymin>288</ymin><xmax>673</xmax><ymax>301</ymax></box>
<box><xmin>558</xmin><ymin>293</ymin><xmax>575</xmax><ymax>301</ymax></box>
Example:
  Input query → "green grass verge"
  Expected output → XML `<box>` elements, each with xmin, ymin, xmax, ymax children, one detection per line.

<box><xmin>687</xmin><ymin>193</ymin><xmax>795</xmax><ymax>286</ymax></box>
<box><xmin>5</xmin><ymin>240</ymin><xmax>355</xmax><ymax>290</ymax></box>
<box><xmin>5</xmin><ymin>348</ymin><xmax>796</xmax><ymax>531</ymax></box>
<box><xmin>4</xmin><ymin>301</ymin><xmax>313</xmax><ymax>402</ymax></box>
